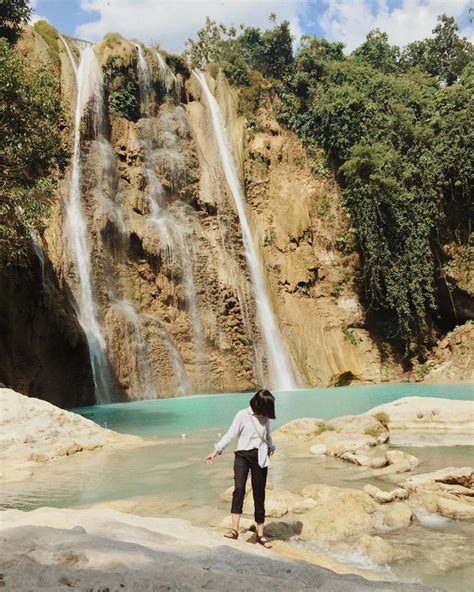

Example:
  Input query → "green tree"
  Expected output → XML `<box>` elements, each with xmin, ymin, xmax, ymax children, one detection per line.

<box><xmin>279</xmin><ymin>29</ymin><xmax>471</xmax><ymax>348</ymax></box>
<box><xmin>352</xmin><ymin>29</ymin><xmax>400</xmax><ymax>73</ymax></box>
<box><xmin>185</xmin><ymin>17</ymin><xmax>238</xmax><ymax>70</ymax></box>
<box><xmin>0</xmin><ymin>0</ymin><xmax>31</xmax><ymax>43</ymax></box>
<box><xmin>0</xmin><ymin>37</ymin><xmax>67</xmax><ymax>266</ymax></box>
<box><xmin>258</xmin><ymin>20</ymin><xmax>293</xmax><ymax>78</ymax></box>
<box><xmin>401</xmin><ymin>14</ymin><xmax>473</xmax><ymax>85</ymax></box>
<box><xmin>185</xmin><ymin>16</ymin><xmax>293</xmax><ymax>81</ymax></box>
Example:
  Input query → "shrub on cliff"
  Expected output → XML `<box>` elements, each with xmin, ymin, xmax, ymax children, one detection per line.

<box><xmin>0</xmin><ymin>37</ymin><xmax>67</xmax><ymax>267</ymax></box>
<box><xmin>102</xmin><ymin>54</ymin><xmax>140</xmax><ymax>121</ymax></box>
<box><xmin>0</xmin><ymin>0</ymin><xmax>31</xmax><ymax>43</ymax></box>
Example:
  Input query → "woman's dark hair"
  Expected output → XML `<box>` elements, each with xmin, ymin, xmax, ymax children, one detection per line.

<box><xmin>249</xmin><ymin>389</ymin><xmax>275</xmax><ymax>419</ymax></box>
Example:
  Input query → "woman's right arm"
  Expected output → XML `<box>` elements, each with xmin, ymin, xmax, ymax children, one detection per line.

<box><xmin>205</xmin><ymin>412</ymin><xmax>242</xmax><ymax>464</ymax></box>
<box><xmin>214</xmin><ymin>412</ymin><xmax>242</xmax><ymax>454</ymax></box>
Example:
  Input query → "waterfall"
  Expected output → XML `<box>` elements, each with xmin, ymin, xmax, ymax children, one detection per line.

<box><xmin>145</xmin><ymin>315</ymin><xmax>189</xmax><ymax>395</ymax></box>
<box><xmin>111</xmin><ymin>300</ymin><xmax>159</xmax><ymax>399</ymax></box>
<box><xmin>195</xmin><ymin>72</ymin><xmax>297</xmax><ymax>390</ymax></box>
<box><xmin>155</xmin><ymin>51</ymin><xmax>181</xmax><ymax>102</ymax></box>
<box><xmin>62</xmin><ymin>40</ymin><xmax>114</xmax><ymax>404</ymax></box>
<box><xmin>135</xmin><ymin>46</ymin><xmax>204</xmax><ymax>356</ymax></box>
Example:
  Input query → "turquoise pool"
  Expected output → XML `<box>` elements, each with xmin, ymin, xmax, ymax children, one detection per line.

<box><xmin>74</xmin><ymin>382</ymin><xmax>474</xmax><ymax>438</ymax></box>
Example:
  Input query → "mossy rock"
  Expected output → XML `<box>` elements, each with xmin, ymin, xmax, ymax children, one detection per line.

<box><xmin>34</xmin><ymin>20</ymin><xmax>60</xmax><ymax>68</ymax></box>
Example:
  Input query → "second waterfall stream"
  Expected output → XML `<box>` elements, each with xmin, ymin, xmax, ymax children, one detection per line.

<box><xmin>195</xmin><ymin>72</ymin><xmax>297</xmax><ymax>390</ymax></box>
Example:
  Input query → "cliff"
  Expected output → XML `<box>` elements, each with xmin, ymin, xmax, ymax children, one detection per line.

<box><xmin>1</xmin><ymin>26</ymin><xmax>472</xmax><ymax>405</ymax></box>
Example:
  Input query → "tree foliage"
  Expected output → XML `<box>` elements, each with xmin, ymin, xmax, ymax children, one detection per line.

<box><xmin>278</xmin><ymin>21</ymin><xmax>473</xmax><ymax>350</ymax></box>
<box><xmin>185</xmin><ymin>15</ymin><xmax>293</xmax><ymax>84</ymax></box>
<box><xmin>0</xmin><ymin>0</ymin><xmax>31</xmax><ymax>43</ymax></box>
<box><xmin>401</xmin><ymin>14</ymin><xmax>473</xmax><ymax>85</ymax></box>
<box><xmin>352</xmin><ymin>29</ymin><xmax>399</xmax><ymax>73</ymax></box>
<box><xmin>0</xmin><ymin>37</ymin><xmax>67</xmax><ymax>266</ymax></box>
<box><xmin>102</xmin><ymin>55</ymin><xmax>140</xmax><ymax>120</ymax></box>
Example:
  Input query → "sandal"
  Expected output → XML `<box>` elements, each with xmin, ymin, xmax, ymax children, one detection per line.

<box><xmin>223</xmin><ymin>528</ymin><xmax>239</xmax><ymax>540</ymax></box>
<box><xmin>256</xmin><ymin>535</ymin><xmax>272</xmax><ymax>549</ymax></box>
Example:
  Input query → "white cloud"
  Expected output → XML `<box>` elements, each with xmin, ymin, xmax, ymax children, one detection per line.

<box><xmin>76</xmin><ymin>0</ymin><xmax>306</xmax><ymax>52</ymax></box>
<box><xmin>319</xmin><ymin>0</ymin><xmax>473</xmax><ymax>52</ymax></box>
<box><xmin>28</xmin><ymin>0</ymin><xmax>45</xmax><ymax>23</ymax></box>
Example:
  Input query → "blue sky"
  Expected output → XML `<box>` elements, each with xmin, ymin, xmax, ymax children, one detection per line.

<box><xmin>31</xmin><ymin>0</ymin><xmax>473</xmax><ymax>52</ymax></box>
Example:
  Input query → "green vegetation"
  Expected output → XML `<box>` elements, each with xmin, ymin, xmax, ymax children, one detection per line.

<box><xmin>373</xmin><ymin>411</ymin><xmax>390</xmax><ymax>428</ymax></box>
<box><xmin>342</xmin><ymin>326</ymin><xmax>357</xmax><ymax>346</ymax></box>
<box><xmin>278</xmin><ymin>15</ymin><xmax>473</xmax><ymax>352</ymax></box>
<box><xmin>34</xmin><ymin>20</ymin><xmax>60</xmax><ymax>67</ymax></box>
<box><xmin>186</xmin><ymin>12</ymin><xmax>472</xmax><ymax>355</ymax></box>
<box><xmin>414</xmin><ymin>363</ymin><xmax>431</xmax><ymax>380</ymax></box>
<box><xmin>0</xmin><ymin>0</ymin><xmax>31</xmax><ymax>43</ymax></box>
<box><xmin>102</xmin><ymin>55</ymin><xmax>140</xmax><ymax>120</ymax></box>
<box><xmin>103</xmin><ymin>32</ymin><xmax>125</xmax><ymax>48</ymax></box>
<box><xmin>0</xmin><ymin>37</ymin><xmax>67</xmax><ymax>267</ymax></box>
<box><xmin>185</xmin><ymin>15</ymin><xmax>293</xmax><ymax>88</ymax></box>
<box><xmin>364</xmin><ymin>424</ymin><xmax>385</xmax><ymax>438</ymax></box>
<box><xmin>316</xmin><ymin>421</ymin><xmax>335</xmax><ymax>435</ymax></box>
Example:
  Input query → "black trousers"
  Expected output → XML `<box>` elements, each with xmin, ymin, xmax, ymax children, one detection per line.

<box><xmin>231</xmin><ymin>448</ymin><xmax>268</xmax><ymax>524</ymax></box>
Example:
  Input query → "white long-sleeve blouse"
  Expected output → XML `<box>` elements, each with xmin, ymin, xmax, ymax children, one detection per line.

<box><xmin>214</xmin><ymin>407</ymin><xmax>276</xmax><ymax>454</ymax></box>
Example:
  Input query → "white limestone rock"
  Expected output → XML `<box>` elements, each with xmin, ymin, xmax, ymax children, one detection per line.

<box><xmin>368</xmin><ymin>397</ymin><xmax>474</xmax><ymax>446</ymax></box>
<box><xmin>0</xmin><ymin>388</ymin><xmax>146</xmax><ymax>482</ymax></box>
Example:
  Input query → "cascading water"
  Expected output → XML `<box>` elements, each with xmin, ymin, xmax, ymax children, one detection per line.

<box><xmin>62</xmin><ymin>40</ymin><xmax>114</xmax><ymax>404</ymax></box>
<box><xmin>111</xmin><ymin>299</ymin><xmax>159</xmax><ymax>399</ymax></box>
<box><xmin>145</xmin><ymin>315</ymin><xmax>189</xmax><ymax>395</ymax></box>
<box><xmin>135</xmin><ymin>46</ymin><xmax>205</xmax><ymax>354</ymax></box>
<box><xmin>155</xmin><ymin>51</ymin><xmax>181</xmax><ymax>102</ymax></box>
<box><xmin>195</xmin><ymin>72</ymin><xmax>297</xmax><ymax>390</ymax></box>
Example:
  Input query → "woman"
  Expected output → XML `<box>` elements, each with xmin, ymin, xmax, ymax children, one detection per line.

<box><xmin>206</xmin><ymin>389</ymin><xmax>276</xmax><ymax>548</ymax></box>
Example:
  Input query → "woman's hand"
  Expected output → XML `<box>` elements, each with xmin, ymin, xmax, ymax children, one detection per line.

<box><xmin>206</xmin><ymin>450</ymin><xmax>218</xmax><ymax>464</ymax></box>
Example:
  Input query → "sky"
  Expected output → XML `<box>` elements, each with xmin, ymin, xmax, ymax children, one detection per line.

<box><xmin>31</xmin><ymin>0</ymin><xmax>473</xmax><ymax>53</ymax></box>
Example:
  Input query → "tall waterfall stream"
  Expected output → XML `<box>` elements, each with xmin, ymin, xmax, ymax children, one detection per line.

<box><xmin>195</xmin><ymin>72</ymin><xmax>297</xmax><ymax>390</ymax></box>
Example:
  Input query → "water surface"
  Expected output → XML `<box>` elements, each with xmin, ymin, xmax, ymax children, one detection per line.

<box><xmin>3</xmin><ymin>383</ymin><xmax>473</xmax><ymax>591</ymax></box>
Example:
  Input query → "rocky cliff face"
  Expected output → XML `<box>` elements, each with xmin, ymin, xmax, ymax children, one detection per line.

<box><xmin>2</xmin><ymin>29</ymin><xmax>470</xmax><ymax>406</ymax></box>
<box><xmin>0</xmin><ymin>245</ymin><xmax>94</xmax><ymax>408</ymax></box>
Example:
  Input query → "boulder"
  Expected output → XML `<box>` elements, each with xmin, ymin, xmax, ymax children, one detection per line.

<box><xmin>401</xmin><ymin>466</ymin><xmax>474</xmax><ymax>521</ymax></box>
<box><xmin>299</xmin><ymin>486</ymin><xmax>379</xmax><ymax>542</ymax></box>
<box><xmin>368</xmin><ymin>397</ymin><xmax>474</xmax><ymax>446</ymax></box>
<box><xmin>301</xmin><ymin>483</ymin><xmax>337</xmax><ymax>501</ymax></box>
<box><xmin>385</xmin><ymin>450</ymin><xmax>419</xmax><ymax>470</ymax></box>
<box><xmin>273</xmin><ymin>418</ymin><xmax>328</xmax><ymax>441</ymax></box>
<box><xmin>358</xmin><ymin>534</ymin><xmax>394</xmax><ymax>565</ymax></box>
<box><xmin>401</xmin><ymin>467</ymin><xmax>473</xmax><ymax>491</ymax></box>
<box><xmin>292</xmin><ymin>498</ymin><xmax>318</xmax><ymax>513</ymax></box>
<box><xmin>363</xmin><ymin>485</ymin><xmax>408</xmax><ymax>504</ymax></box>
<box><xmin>316</xmin><ymin>415</ymin><xmax>389</xmax><ymax>459</ymax></box>
<box><xmin>243</xmin><ymin>488</ymin><xmax>303</xmax><ymax>519</ymax></box>
<box><xmin>309</xmin><ymin>443</ymin><xmax>327</xmax><ymax>456</ymax></box>
<box><xmin>0</xmin><ymin>388</ymin><xmax>145</xmax><ymax>482</ymax></box>
<box><xmin>264</xmin><ymin>521</ymin><xmax>298</xmax><ymax>540</ymax></box>
<box><xmin>340</xmin><ymin>450</ymin><xmax>388</xmax><ymax>469</ymax></box>
<box><xmin>433</xmin><ymin>496</ymin><xmax>474</xmax><ymax>521</ymax></box>
<box><xmin>372</xmin><ymin>502</ymin><xmax>413</xmax><ymax>530</ymax></box>
<box><xmin>276</xmin><ymin>415</ymin><xmax>389</xmax><ymax>463</ymax></box>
